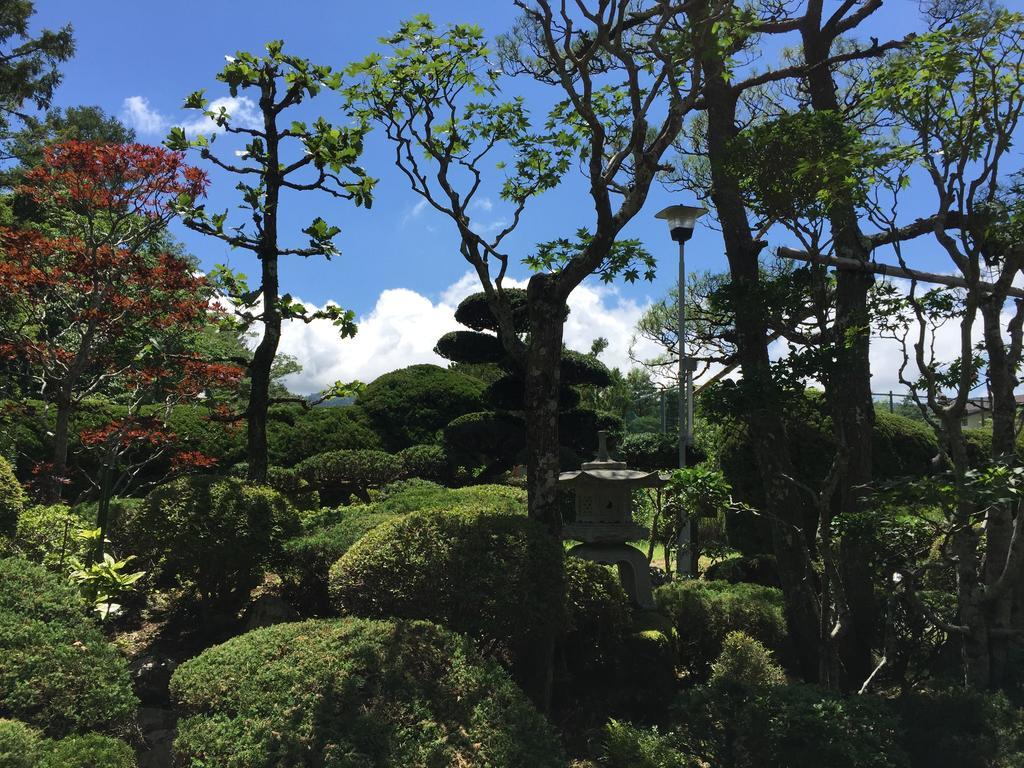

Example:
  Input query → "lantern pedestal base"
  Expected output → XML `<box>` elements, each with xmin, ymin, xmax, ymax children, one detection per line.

<box><xmin>567</xmin><ymin>541</ymin><xmax>654</xmax><ymax>609</ymax></box>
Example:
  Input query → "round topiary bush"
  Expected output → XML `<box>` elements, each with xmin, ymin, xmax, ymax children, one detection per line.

<box><xmin>170</xmin><ymin>618</ymin><xmax>566</xmax><ymax>768</ymax></box>
<box><xmin>397</xmin><ymin>443</ymin><xmax>451</xmax><ymax>482</ymax></box>
<box><xmin>8</xmin><ymin>503</ymin><xmax>89</xmax><ymax>564</ymax></box>
<box><xmin>618</xmin><ymin>432</ymin><xmax>677</xmax><ymax>470</ymax></box>
<box><xmin>296</xmin><ymin>449</ymin><xmax>404</xmax><ymax>504</ymax></box>
<box><xmin>328</xmin><ymin>507</ymin><xmax>565</xmax><ymax>680</ymax></box>
<box><xmin>282</xmin><ymin>507</ymin><xmax>401</xmax><ymax>615</ymax></box>
<box><xmin>654</xmin><ymin>579</ymin><xmax>788</xmax><ymax>677</ymax></box>
<box><xmin>357</xmin><ymin>364</ymin><xmax>485</xmax><ymax>452</ymax></box>
<box><xmin>0</xmin><ymin>557</ymin><xmax>137</xmax><ymax>737</ymax></box>
<box><xmin>0</xmin><ymin>719</ymin><xmax>41</xmax><ymax>768</ymax></box>
<box><xmin>0</xmin><ymin>456</ymin><xmax>25</xmax><ymax>539</ymax></box>
<box><xmin>130</xmin><ymin>475</ymin><xmax>300</xmax><ymax>607</ymax></box>
<box><xmin>37</xmin><ymin>733</ymin><xmax>136</xmax><ymax>768</ymax></box>
<box><xmin>267</xmin><ymin>404</ymin><xmax>383</xmax><ymax>466</ymax></box>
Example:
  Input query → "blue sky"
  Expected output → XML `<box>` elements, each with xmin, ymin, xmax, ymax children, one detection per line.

<box><xmin>28</xmin><ymin>1</ymin><xmax>1024</xmax><ymax>392</ymax></box>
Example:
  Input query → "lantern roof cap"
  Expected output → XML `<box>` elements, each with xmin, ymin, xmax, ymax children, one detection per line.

<box><xmin>558</xmin><ymin>468</ymin><xmax>669</xmax><ymax>487</ymax></box>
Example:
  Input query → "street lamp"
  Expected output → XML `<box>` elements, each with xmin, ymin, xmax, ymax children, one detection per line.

<box><xmin>655</xmin><ymin>203</ymin><xmax>707</xmax><ymax>577</ymax></box>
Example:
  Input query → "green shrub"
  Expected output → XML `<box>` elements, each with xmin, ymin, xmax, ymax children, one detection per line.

<box><xmin>618</xmin><ymin>432</ymin><xmax>677</xmax><ymax>470</ymax></box>
<box><xmin>373</xmin><ymin>478</ymin><xmax>451</xmax><ymax>511</ymax></box>
<box><xmin>599</xmin><ymin>719</ymin><xmax>699</xmax><ymax>768</ymax></box>
<box><xmin>296</xmin><ymin>449</ymin><xmax>403</xmax><ymax>504</ymax></box>
<box><xmin>7</xmin><ymin>504</ymin><xmax>89</xmax><ymax>565</ymax></box>
<box><xmin>0</xmin><ymin>719</ymin><xmax>41</xmax><ymax>768</ymax></box>
<box><xmin>267</xmin><ymin>404</ymin><xmax>382</xmax><ymax>466</ymax></box>
<box><xmin>709</xmin><ymin>631</ymin><xmax>787</xmax><ymax>689</ymax></box>
<box><xmin>560</xmin><ymin>559</ymin><xmax>630</xmax><ymax>676</ymax></box>
<box><xmin>38</xmin><ymin>733</ymin><xmax>136</xmax><ymax>768</ymax></box>
<box><xmin>228</xmin><ymin>464</ymin><xmax>321</xmax><ymax>511</ymax></box>
<box><xmin>170</xmin><ymin>618</ymin><xmax>565</xmax><ymax>768</ymax></box>
<box><xmin>358</xmin><ymin>364</ymin><xmax>485</xmax><ymax>451</ymax></box>
<box><xmin>282</xmin><ymin>507</ymin><xmax>400</xmax><ymax>615</ymax></box>
<box><xmin>897</xmin><ymin>689</ymin><xmax>1024</xmax><ymax>768</ymax></box>
<box><xmin>328</xmin><ymin>507</ymin><xmax>565</xmax><ymax>679</ymax></box>
<box><xmin>655</xmin><ymin>579</ymin><xmax>787</xmax><ymax>677</ymax></box>
<box><xmin>0</xmin><ymin>557</ymin><xmax>137</xmax><ymax>737</ymax></box>
<box><xmin>434</xmin><ymin>330</ymin><xmax>508</xmax><ymax>364</ymax></box>
<box><xmin>704</xmin><ymin>554</ymin><xmax>781</xmax><ymax>587</ymax></box>
<box><xmin>130</xmin><ymin>475</ymin><xmax>300</xmax><ymax>606</ymax></box>
<box><xmin>397</xmin><ymin>443</ymin><xmax>451</xmax><ymax>482</ymax></box>
<box><xmin>444</xmin><ymin>411</ymin><xmax>526</xmax><ymax>472</ymax></box>
<box><xmin>165</xmin><ymin>404</ymin><xmax>246</xmax><ymax>468</ymax></box>
<box><xmin>0</xmin><ymin>457</ymin><xmax>24</xmax><ymax>539</ymax></box>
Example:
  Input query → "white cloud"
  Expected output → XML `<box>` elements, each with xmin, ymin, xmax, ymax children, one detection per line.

<box><xmin>401</xmin><ymin>199</ymin><xmax>428</xmax><ymax>226</ymax></box>
<box><xmin>121</xmin><ymin>96</ymin><xmax>167</xmax><ymax>135</ymax></box>
<box><xmin>275</xmin><ymin>272</ymin><xmax>658</xmax><ymax>395</ymax></box>
<box><xmin>177</xmin><ymin>96</ymin><xmax>261</xmax><ymax>137</ymax></box>
<box><xmin>471</xmin><ymin>196</ymin><xmax>494</xmax><ymax>212</ymax></box>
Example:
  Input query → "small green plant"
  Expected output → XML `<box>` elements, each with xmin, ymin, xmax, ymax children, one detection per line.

<box><xmin>66</xmin><ymin>530</ymin><xmax>145</xmax><ymax>620</ymax></box>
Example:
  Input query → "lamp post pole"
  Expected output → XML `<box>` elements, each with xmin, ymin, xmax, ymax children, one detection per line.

<box><xmin>656</xmin><ymin>204</ymin><xmax>707</xmax><ymax>578</ymax></box>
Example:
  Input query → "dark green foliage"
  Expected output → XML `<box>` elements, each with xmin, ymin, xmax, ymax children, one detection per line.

<box><xmin>560</xmin><ymin>559</ymin><xmax>631</xmax><ymax>681</ymax></box>
<box><xmin>599</xmin><ymin>719</ymin><xmax>699</xmax><ymax>768</ymax></box>
<box><xmin>357</xmin><ymin>364</ymin><xmax>485</xmax><ymax>451</ymax></box>
<box><xmin>454</xmin><ymin>289</ymin><xmax>531</xmax><ymax>333</ymax></box>
<box><xmin>397</xmin><ymin>444</ymin><xmax>451</xmax><ymax>482</ymax></box>
<box><xmin>9</xmin><ymin>503</ymin><xmax>89</xmax><ymax>565</ymax></box>
<box><xmin>165</xmin><ymin>404</ymin><xmax>246</xmax><ymax>468</ymax></box>
<box><xmin>228</xmin><ymin>464</ymin><xmax>320</xmax><ymax>511</ymax></box>
<box><xmin>561</xmin><ymin>349</ymin><xmax>613</xmax><ymax>386</ymax></box>
<box><xmin>37</xmin><ymin>733</ymin><xmax>136</xmax><ymax>768</ymax></box>
<box><xmin>170</xmin><ymin>618</ymin><xmax>565</xmax><ymax>768</ymax></box>
<box><xmin>963</xmin><ymin>428</ymin><xmax>993</xmax><ymax>467</ymax></box>
<box><xmin>718</xmin><ymin>394</ymin><xmax>940</xmax><ymax>555</ymax></box>
<box><xmin>618</xmin><ymin>432</ymin><xmax>677</xmax><ymax>470</ymax></box>
<box><xmin>434</xmin><ymin>330</ymin><xmax>507</xmax><ymax>364</ymax></box>
<box><xmin>897</xmin><ymin>689</ymin><xmax>1024</xmax><ymax>768</ymax></box>
<box><xmin>267</xmin><ymin>404</ymin><xmax>383</xmax><ymax>466</ymax></box>
<box><xmin>485</xmin><ymin>375</ymin><xmax>581</xmax><ymax>411</ymax></box>
<box><xmin>0</xmin><ymin>456</ymin><xmax>24</xmax><ymax>538</ymax></box>
<box><xmin>282</xmin><ymin>507</ymin><xmax>400</xmax><ymax>615</ymax></box>
<box><xmin>296</xmin><ymin>449</ymin><xmax>404</xmax><ymax>504</ymax></box>
<box><xmin>130</xmin><ymin>476</ymin><xmax>300</xmax><ymax>606</ymax></box>
<box><xmin>709</xmin><ymin>631</ymin><xmax>787</xmax><ymax>689</ymax></box>
<box><xmin>655</xmin><ymin>579</ymin><xmax>788</xmax><ymax>677</ymax></box>
<box><xmin>444</xmin><ymin>411</ymin><xmax>526</xmax><ymax>471</ymax></box>
<box><xmin>0</xmin><ymin>719</ymin><xmax>40</xmax><ymax>768</ymax></box>
<box><xmin>0</xmin><ymin>557</ymin><xmax>137</xmax><ymax>737</ymax></box>
<box><xmin>704</xmin><ymin>555</ymin><xmax>781</xmax><ymax>588</ymax></box>
<box><xmin>328</xmin><ymin>507</ymin><xmax>565</xmax><ymax>678</ymax></box>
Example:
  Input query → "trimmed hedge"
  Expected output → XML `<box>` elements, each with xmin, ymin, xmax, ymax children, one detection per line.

<box><xmin>0</xmin><ymin>719</ymin><xmax>40</xmax><ymax>768</ymax></box>
<box><xmin>655</xmin><ymin>579</ymin><xmax>788</xmax><ymax>677</ymax></box>
<box><xmin>170</xmin><ymin>618</ymin><xmax>565</xmax><ymax>768</ymax></box>
<box><xmin>130</xmin><ymin>475</ymin><xmax>299</xmax><ymax>606</ymax></box>
<box><xmin>266</xmin><ymin>404</ymin><xmax>382</xmax><ymax>467</ymax></box>
<box><xmin>296</xmin><ymin>449</ymin><xmax>403</xmax><ymax>504</ymax></box>
<box><xmin>618</xmin><ymin>432</ymin><xmax>677</xmax><ymax>470</ymax></box>
<box><xmin>328</xmin><ymin>507</ymin><xmax>565</xmax><ymax>677</ymax></box>
<box><xmin>358</xmin><ymin>364</ymin><xmax>485</xmax><ymax>451</ymax></box>
<box><xmin>0</xmin><ymin>456</ymin><xmax>23</xmax><ymax>538</ymax></box>
<box><xmin>454</xmin><ymin>289</ymin><xmax>531</xmax><ymax>333</ymax></box>
<box><xmin>434</xmin><ymin>330</ymin><xmax>508</xmax><ymax>364</ymax></box>
<box><xmin>0</xmin><ymin>557</ymin><xmax>137</xmax><ymax>737</ymax></box>
<box><xmin>397</xmin><ymin>443</ymin><xmax>451</xmax><ymax>482</ymax></box>
<box><xmin>37</xmin><ymin>733</ymin><xmax>136</xmax><ymax>768</ymax></box>
<box><xmin>7</xmin><ymin>504</ymin><xmax>89</xmax><ymax>565</ymax></box>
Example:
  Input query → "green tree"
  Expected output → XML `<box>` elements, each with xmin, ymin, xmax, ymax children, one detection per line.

<box><xmin>346</xmin><ymin>8</ymin><xmax>698</xmax><ymax>531</ymax></box>
<box><xmin>168</xmin><ymin>41</ymin><xmax>375</xmax><ymax>483</ymax></box>
<box><xmin>0</xmin><ymin>1</ymin><xmax>73</xmax><ymax>144</ymax></box>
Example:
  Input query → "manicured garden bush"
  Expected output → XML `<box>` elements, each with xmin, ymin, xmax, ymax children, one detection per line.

<box><xmin>170</xmin><ymin>618</ymin><xmax>565</xmax><ymax>768</ymax></box>
<box><xmin>6</xmin><ymin>503</ymin><xmax>88</xmax><ymax>564</ymax></box>
<box><xmin>267</xmin><ymin>404</ymin><xmax>382</xmax><ymax>466</ymax></box>
<box><xmin>434</xmin><ymin>330</ymin><xmax>508</xmax><ymax>363</ymax></box>
<box><xmin>282</xmin><ymin>506</ymin><xmax>400</xmax><ymax>615</ymax></box>
<box><xmin>357</xmin><ymin>364</ymin><xmax>485</xmax><ymax>451</ymax></box>
<box><xmin>0</xmin><ymin>718</ymin><xmax>40</xmax><ymax>768</ymax></box>
<box><xmin>704</xmin><ymin>554</ymin><xmax>781</xmax><ymax>587</ymax></box>
<box><xmin>708</xmin><ymin>631</ymin><xmax>787</xmax><ymax>689</ymax></box>
<box><xmin>328</xmin><ymin>507</ymin><xmax>565</xmax><ymax>681</ymax></box>
<box><xmin>397</xmin><ymin>443</ymin><xmax>451</xmax><ymax>482</ymax></box>
<box><xmin>618</xmin><ymin>431</ymin><xmax>677</xmax><ymax>470</ymax></box>
<box><xmin>0</xmin><ymin>456</ymin><xmax>24</xmax><ymax>538</ymax></box>
<box><xmin>130</xmin><ymin>475</ymin><xmax>300</xmax><ymax>607</ymax></box>
<box><xmin>654</xmin><ymin>579</ymin><xmax>787</xmax><ymax>677</ymax></box>
<box><xmin>37</xmin><ymin>733</ymin><xmax>136</xmax><ymax>768</ymax></box>
<box><xmin>897</xmin><ymin>688</ymin><xmax>1024</xmax><ymax>768</ymax></box>
<box><xmin>560</xmin><ymin>558</ymin><xmax>631</xmax><ymax>677</ymax></box>
<box><xmin>228</xmin><ymin>464</ymin><xmax>321</xmax><ymax>511</ymax></box>
<box><xmin>296</xmin><ymin>449</ymin><xmax>403</xmax><ymax>504</ymax></box>
<box><xmin>0</xmin><ymin>557</ymin><xmax>137</xmax><ymax>737</ymax></box>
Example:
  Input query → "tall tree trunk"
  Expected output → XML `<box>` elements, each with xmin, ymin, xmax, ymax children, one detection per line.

<box><xmin>801</xmin><ymin>18</ymin><xmax>878</xmax><ymax>688</ymax></box>
<box><xmin>524</xmin><ymin>273</ymin><xmax>565</xmax><ymax>535</ymax></box>
<box><xmin>246</xmin><ymin>83</ymin><xmax>282</xmax><ymax>486</ymax></box>
<box><xmin>48</xmin><ymin>393</ymin><xmax>73</xmax><ymax>503</ymax></box>
<box><xmin>695</xmin><ymin>19</ymin><xmax>822</xmax><ymax>680</ymax></box>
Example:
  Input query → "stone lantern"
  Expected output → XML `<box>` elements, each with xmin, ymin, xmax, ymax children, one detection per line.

<box><xmin>559</xmin><ymin>431</ymin><xmax>667</xmax><ymax>608</ymax></box>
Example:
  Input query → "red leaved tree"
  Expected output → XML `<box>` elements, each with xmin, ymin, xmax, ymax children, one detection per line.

<box><xmin>0</xmin><ymin>140</ymin><xmax>216</xmax><ymax>501</ymax></box>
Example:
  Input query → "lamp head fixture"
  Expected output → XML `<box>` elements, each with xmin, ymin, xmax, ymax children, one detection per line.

<box><xmin>655</xmin><ymin>204</ymin><xmax>708</xmax><ymax>243</ymax></box>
